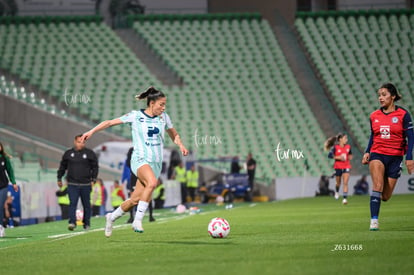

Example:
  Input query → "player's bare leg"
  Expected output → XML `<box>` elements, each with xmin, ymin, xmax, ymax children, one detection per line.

<box><xmin>121</xmin><ymin>179</ymin><xmax>144</xmax><ymax>211</ymax></box>
<box><xmin>342</xmin><ymin>173</ymin><xmax>350</xmax><ymax>204</ymax></box>
<box><xmin>132</xmin><ymin>164</ymin><xmax>158</xmax><ymax>233</ymax></box>
<box><xmin>105</xmin><ymin>178</ymin><xmax>143</xmax><ymax>237</ymax></box>
<box><xmin>369</xmin><ymin>160</ymin><xmax>385</xmax><ymax>231</ymax></box>
<box><xmin>334</xmin><ymin>176</ymin><xmax>341</xmax><ymax>199</ymax></box>
<box><xmin>382</xmin><ymin>177</ymin><xmax>398</xmax><ymax>202</ymax></box>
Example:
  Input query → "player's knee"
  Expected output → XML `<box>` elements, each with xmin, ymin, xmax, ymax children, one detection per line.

<box><xmin>146</xmin><ymin>180</ymin><xmax>158</xmax><ymax>191</ymax></box>
<box><xmin>382</xmin><ymin>195</ymin><xmax>390</xmax><ymax>202</ymax></box>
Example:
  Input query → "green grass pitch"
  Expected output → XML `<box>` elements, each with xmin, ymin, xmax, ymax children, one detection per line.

<box><xmin>1</xmin><ymin>194</ymin><xmax>413</xmax><ymax>275</ymax></box>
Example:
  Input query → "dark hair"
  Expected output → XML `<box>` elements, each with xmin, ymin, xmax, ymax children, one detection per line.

<box><xmin>379</xmin><ymin>83</ymin><xmax>401</xmax><ymax>101</ymax></box>
<box><xmin>0</xmin><ymin>142</ymin><xmax>11</xmax><ymax>158</ymax></box>
<box><xmin>324</xmin><ymin>133</ymin><xmax>346</xmax><ymax>151</ymax></box>
<box><xmin>74</xmin><ymin>134</ymin><xmax>83</xmax><ymax>140</ymax></box>
<box><xmin>135</xmin><ymin>86</ymin><xmax>166</xmax><ymax>106</ymax></box>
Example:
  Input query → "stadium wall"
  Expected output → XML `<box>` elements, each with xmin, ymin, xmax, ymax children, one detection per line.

<box><xmin>139</xmin><ymin>0</ymin><xmax>207</xmax><ymax>14</ymax></box>
<box><xmin>275</xmin><ymin>175</ymin><xmax>414</xmax><ymax>200</ymax></box>
<box><xmin>15</xmin><ymin>0</ymin><xmax>95</xmax><ymax>15</ymax></box>
<box><xmin>0</xmin><ymin>93</ymin><xmax>125</xmax><ymax>149</ymax></box>
<box><xmin>13</xmin><ymin>179</ymin><xmax>180</xmax><ymax>224</ymax></box>
<box><xmin>336</xmin><ymin>0</ymin><xmax>407</xmax><ymax>10</ymax></box>
<box><xmin>207</xmin><ymin>0</ymin><xmax>296</xmax><ymax>24</ymax></box>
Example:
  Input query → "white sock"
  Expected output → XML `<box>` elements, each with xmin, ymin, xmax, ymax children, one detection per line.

<box><xmin>110</xmin><ymin>206</ymin><xmax>125</xmax><ymax>222</ymax></box>
<box><xmin>134</xmin><ymin>201</ymin><xmax>149</xmax><ymax>222</ymax></box>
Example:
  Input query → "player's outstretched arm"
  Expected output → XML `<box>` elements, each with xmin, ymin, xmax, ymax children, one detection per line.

<box><xmin>82</xmin><ymin>118</ymin><xmax>123</xmax><ymax>142</ymax></box>
<box><xmin>405</xmin><ymin>125</ymin><xmax>414</xmax><ymax>174</ymax></box>
<box><xmin>167</xmin><ymin>128</ymin><xmax>188</xmax><ymax>156</ymax></box>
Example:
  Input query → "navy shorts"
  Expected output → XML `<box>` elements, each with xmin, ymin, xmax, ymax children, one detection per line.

<box><xmin>369</xmin><ymin>152</ymin><xmax>403</xmax><ymax>179</ymax></box>
<box><xmin>335</xmin><ymin>168</ymin><xmax>350</xmax><ymax>177</ymax></box>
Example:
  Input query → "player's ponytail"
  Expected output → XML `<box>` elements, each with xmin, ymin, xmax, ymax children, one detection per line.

<box><xmin>324</xmin><ymin>133</ymin><xmax>345</xmax><ymax>151</ymax></box>
<box><xmin>379</xmin><ymin>83</ymin><xmax>401</xmax><ymax>101</ymax></box>
<box><xmin>0</xmin><ymin>142</ymin><xmax>12</xmax><ymax>159</ymax></box>
<box><xmin>135</xmin><ymin>86</ymin><xmax>166</xmax><ymax>106</ymax></box>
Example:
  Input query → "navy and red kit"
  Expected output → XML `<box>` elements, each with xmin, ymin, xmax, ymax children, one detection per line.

<box><xmin>365</xmin><ymin>106</ymin><xmax>414</xmax><ymax>159</ymax></box>
<box><xmin>328</xmin><ymin>144</ymin><xmax>352</xmax><ymax>169</ymax></box>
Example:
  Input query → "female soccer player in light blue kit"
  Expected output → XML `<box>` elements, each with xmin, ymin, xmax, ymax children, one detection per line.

<box><xmin>81</xmin><ymin>87</ymin><xmax>188</xmax><ymax>237</ymax></box>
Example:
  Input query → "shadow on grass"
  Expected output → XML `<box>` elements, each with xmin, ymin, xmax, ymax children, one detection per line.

<box><xmin>108</xmin><ymin>239</ymin><xmax>235</xmax><ymax>245</ymax></box>
<box><xmin>384</xmin><ymin>226</ymin><xmax>414</xmax><ymax>232</ymax></box>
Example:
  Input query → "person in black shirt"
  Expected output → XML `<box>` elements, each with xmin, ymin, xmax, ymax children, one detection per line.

<box><xmin>57</xmin><ymin>135</ymin><xmax>98</xmax><ymax>231</ymax></box>
<box><xmin>0</xmin><ymin>142</ymin><xmax>18</xmax><ymax>237</ymax></box>
<box><xmin>230</xmin><ymin>156</ymin><xmax>241</xmax><ymax>174</ymax></box>
<box><xmin>246</xmin><ymin>153</ymin><xmax>256</xmax><ymax>189</ymax></box>
<box><xmin>354</xmin><ymin>175</ymin><xmax>369</xmax><ymax>195</ymax></box>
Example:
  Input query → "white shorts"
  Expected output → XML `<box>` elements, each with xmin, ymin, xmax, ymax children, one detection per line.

<box><xmin>131</xmin><ymin>154</ymin><xmax>162</xmax><ymax>179</ymax></box>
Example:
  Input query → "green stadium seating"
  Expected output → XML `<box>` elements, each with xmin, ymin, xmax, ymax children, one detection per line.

<box><xmin>1</xmin><ymin>14</ymin><xmax>336</xmax><ymax>180</ymax></box>
<box><xmin>132</xmin><ymin>15</ymin><xmax>332</xmax><ymax>179</ymax></box>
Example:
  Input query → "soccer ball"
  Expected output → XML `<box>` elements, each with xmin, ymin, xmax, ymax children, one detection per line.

<box><xmin>208</xmin><ymin>217</ymin><xmax>230</xmax><ymax>238</ymax></box>
<box><xmin>176</xmin><ymin>204</ymin><xmax>186</xmax><ymax>213</ymax></box>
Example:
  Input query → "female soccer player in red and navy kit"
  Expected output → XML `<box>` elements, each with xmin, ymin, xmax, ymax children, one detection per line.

<box><xmin>362</xmin><ymin>83</ymin><xmax>414</xmax><ymax>231</ymax></box>
<box><xmin>325</xmin><ymin>133</ymin><xmax>353</xmax><ymax>204</ymax></box>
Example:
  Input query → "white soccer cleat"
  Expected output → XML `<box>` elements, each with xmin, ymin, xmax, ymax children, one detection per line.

<box><xmin>0</xmin><ymin>225</ymin><xmax>5</xmax><ymax>237</ymax></box>
<box><xmin>334</xmin><ymin>192</ymin><xmax>339</xmax><ymax>200</ymax></box>
<box><xmin>342</xmin><ymin>198</ymin><xmax>348</xmax><ymax>205</ymax></box>
<box><xmin>132</xmin><ymin>220</ymin><xmax>144</xmax><ymax>233</ymax></box>
<box><xmin>370</xmin><ymin>219</ymin><xmax>379</xmax><ymax>231</ymax></box>
<box><xmin>105</xmin><ymin>213</ymin><xmax>113</xmax><ymax>237</ymax></box>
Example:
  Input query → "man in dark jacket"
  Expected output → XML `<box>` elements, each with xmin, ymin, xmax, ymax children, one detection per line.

<box><xmin>57</xmin><ymin>134</ymin><xmax>98</xmax><ymax>231</ymax></box>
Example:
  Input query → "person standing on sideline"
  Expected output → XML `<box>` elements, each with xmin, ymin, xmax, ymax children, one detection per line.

<box><xmin>99</xmin><ymin>179</ymin><xmax>107</xmax><ymax>216</ymax></box>
<box><xmin>81</xmin><ymin>87</ymin><xmax>188</xmax><ymax>237</ymax></box>
<box><xmin>362</xmin><ymin>83</ymin><xmax>414</xmax><ymax>231</ymax></box>
<box><xmin>186</xmin><ymin>164</ymin><xmax>199</xmax><ymax>202</ymax></box>
<box><xmin>91</xmin><ymin>179</ymin><xmax>103</xmax><ymax>216</ymax></box>
<box><xmin>230</xmin><ymin>156</ymin><xmax>241</xmax><ymax>174</ymax></box>
<box><xmin>174</xmin><ymin>161</ymin><xmax>187</xmax><ymax>204</ymax></box>
<box><xmin>56</xmin><ymin>179</ymin><xmax>70</xmax><ymax>220</ymax></box>
<box><xmin>57</xmin><ymin>135</ymin><xmax>99</xmax><ymax>231</ymax></box>
<box><xmin>123</xmin><ymin>147</ymin><xmax>135</xmax><ymax>223</ymax></box>
<box><xmin>325</xmin><ymin>133</ymin><xmax>353</xmax><ymax>204</ymax></box>
<box><xmin>111</xmin><ymin>180</ymin><xmax>126</xmax><ymax>210</ymax></box>
<box><xmin>246</xmin><ymin>153</ymin><xmax>256</xmax><ymax>189</ymax></box>
<box><xmin>153</xmin><ymin>178</ymin><xmax>165</xmax><ymax>209</ymax></box>
<box><xmin>0</xmin><ymin>142</ymin><xmax>18</xmax><ymax>237</ymax></box>
<box><xmin>354</xmin><ymin>175</ymin><xmax>369</xmax><ymax>195</ymax></box>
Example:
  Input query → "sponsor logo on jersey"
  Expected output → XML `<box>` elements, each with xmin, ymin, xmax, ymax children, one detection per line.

<box><xmin>147</xmin><ymin>126</ymin><xmax>160</xmax><ymax>137</ymax></box>
<box><xmin>380</xmin><ymin>125</ymin><xmax>390</xmax><ymax>139</ymax></box>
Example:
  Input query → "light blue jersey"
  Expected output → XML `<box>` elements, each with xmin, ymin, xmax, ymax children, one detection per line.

<box><xmin>119</xmin><ymin>109</ymin><xmax>173</xmax><ymax>164</ymax></box>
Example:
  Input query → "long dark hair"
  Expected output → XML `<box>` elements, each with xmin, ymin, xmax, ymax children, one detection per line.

<box><xmin>379</xmin><ymin>83</ymin><xmax>401</xmax><ymax>101</ymax></box>
<box><xmin>135</xmin><ymin>86</ymin><xmax>165</xmax><ymax>106</ymax></box>
<box><xmin>0</xmin><ymin>142</ymin><xmax>11</xmax><ymax>158</ymax></box>
<box><xmin>324</xmin><ymin>133</ymin><xmax>346</xmax><ymax>151</ymax></box>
